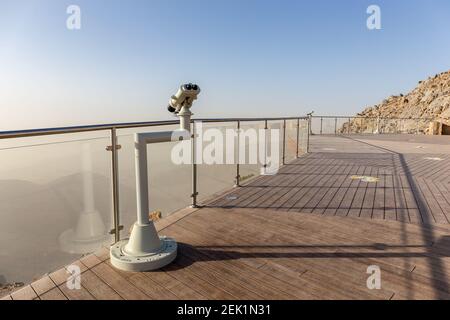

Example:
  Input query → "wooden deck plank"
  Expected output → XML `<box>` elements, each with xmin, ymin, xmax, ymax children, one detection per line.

<box><xmin>90</xmin><ymin>263</ymin><xmax>150</xmax><ymax>300</ymax></box>
<box><xmin>167</xmin><ymin>223</ymin><xmax>314</xmax><ymax>299</ymax></box>
<box><xmin>58</xmin><ymin>282</ymin><xmax>95</xmax><ymax>300</ymax></box>
<box><xmin>39</xmin><ymin>287</ymin><xmax>67</xmax><ymax>300</ymax></box>
<box><xmin>141</xmin><ymin>269</ymin><xmax>206</xmax><ymax>300</ymax></box>
<box><xmin>10</xmin><ymin>285</ymin><xmax>37</xmax><ymax>300</ymax></box>
<box><xmin>181</xmin><ymin>213</ymin><xmax>389</xmax><ymax>299</ymax></box>
<box><xmin>127</xmin><ymin>272</ymin><xmax>179</xmax><ymax>300</ymax></box>
<box><xmin>93</xmin><ymin>253</ymin><xmax>206</xmax><ymax>300</ymax></box>
<box><xmin>76</xmin><ymin>269</ymin><xmax>122</xmax><ymax>300</ymax></box>
<box><xmin>30</xmin><ymin>276</ymin><xmax>56</xmax><ymax>296</ymax></box>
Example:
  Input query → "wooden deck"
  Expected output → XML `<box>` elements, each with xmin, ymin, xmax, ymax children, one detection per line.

<box><xmin>2</xmin><ymin>134</ymin><xmax>450</xmax><ymax>300</ymax></box>
<box><xmin>214</xmin><ymin>134</ymin><xmax>450</xmax><ymax>225</ymax></box>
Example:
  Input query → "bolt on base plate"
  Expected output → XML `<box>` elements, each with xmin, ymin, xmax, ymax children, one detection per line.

<box><xmin>110</xmin><ymin>236</ymin><xmax>177</xmax><ymax>272</ymax></box>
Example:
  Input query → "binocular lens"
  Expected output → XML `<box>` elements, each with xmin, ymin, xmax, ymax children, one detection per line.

<box><xmin>185</xmin><ymin>84</ymin><xmax>193</xmax><ymax>90</ymax></box>
<box><xmin>167</xmin><ymin>105</ymin><xmax>176</xmax><ymax>113</ymax></box>
<box><xmin>192</xmin><ymin>84</ymin><xmax>198</xmax><ymax>90</ymax></box>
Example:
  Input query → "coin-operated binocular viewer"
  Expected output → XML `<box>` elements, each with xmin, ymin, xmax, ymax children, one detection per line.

<box><xmin>110</xmin><ymin>83</ymin><xmax>200</xmax><ymax>271</ymax></box>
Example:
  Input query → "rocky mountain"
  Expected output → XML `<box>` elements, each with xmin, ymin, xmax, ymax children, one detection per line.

<box><xmin>347</xmin><ymin>71</ymin><xmax>450</xmax><ymax>134</ymax></box>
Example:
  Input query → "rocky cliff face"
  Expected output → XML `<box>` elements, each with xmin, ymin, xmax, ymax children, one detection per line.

<box><xmin>346</xmin><ymin>71</ymin><xmax>450</xmax><ymax>134</ymax></box>
<box><xmin>358</xmin><ymin>70</ymin><xmax>450</xmax><ymax>121</ymax></box>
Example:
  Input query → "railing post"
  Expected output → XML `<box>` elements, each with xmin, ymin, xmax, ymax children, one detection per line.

<box><xmin>262</xmin><ymin>119</ymin><xmax>268</xmax><ymax>174</ymax></box>
<box><xmin>191</xmin><ymin>121</ymin><xmax>198</xmax><ymax>207</ymax></box>
<box><xmin>235</xmin><ymin>120</ymin><xmax>241</xmax><ymax>187</ymax></box>
<box><xmin>282</xmin><ymin>119</ymin><xmax>286</xmax><ymax>165</ymax></box>
<box><xmin>109</xmin><ymin>127</ymin><xmax>122</xmax><ymax>243</ymax></box>
<box><xmin>306</xmin><ymin>116</ymin><xmax>311</xmax><ymax>153</ymax></box>
<box><xmin>296</xmin><ymin>118</ymin><xmax>300</xmax><ymax>158</ymax></box>
<box><xmin>334</xmin><ymin>117</ymin><xmax>337</xmax><ymax>135</ymax></box>
<box><xmin>347</xmin><ymin>118</ymin><xmax>351</xmax><ymax>134</ymax></box>
<box><xmin>320</xmin><ymin>117</ymin><xmax>323</xmax><ymax>135</ymax></box>
<box><xmin>377</xmin><ymin>117</ymin><xmax>380</xmax><ymax>134</ymax></box>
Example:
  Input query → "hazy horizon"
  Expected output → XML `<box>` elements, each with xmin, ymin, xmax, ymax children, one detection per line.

<box><xmin>1</xmin><ymin>0</ymin><xmax>450</xmax><ymax>131</ymax></box>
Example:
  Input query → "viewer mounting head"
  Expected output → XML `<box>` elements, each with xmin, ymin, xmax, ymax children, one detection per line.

<box><xmin>167</xmin><ymin>83</ymin><xmax>201</xmax><ymax>114</ymax></box>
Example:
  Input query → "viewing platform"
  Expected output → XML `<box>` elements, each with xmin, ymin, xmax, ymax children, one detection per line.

<box><xmin>3</xmin><ymin>133</ymin><xmax>450</xmax><ymax>300</ymax></box>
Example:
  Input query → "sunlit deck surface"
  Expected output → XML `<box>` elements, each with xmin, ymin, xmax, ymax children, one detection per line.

<box><xmin>3</xmin><ymin>134</ymin><xmax>450</xmax><ymax>300</ymax></box>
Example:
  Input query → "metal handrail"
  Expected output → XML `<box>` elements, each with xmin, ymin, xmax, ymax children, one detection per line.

<box><xmin>0</xmin><ymin>117</ymin><xmax>309</xmax><ymax>140</ymax></box>
<box><xmin>312</xmin><ymin>115</ymin><xmax>435</xmax><ymax>120</ymax></box>
<box><xmin>310</xmin><ymin>115</ymin><xmax>438</xmax><ymax>136</ymax></box>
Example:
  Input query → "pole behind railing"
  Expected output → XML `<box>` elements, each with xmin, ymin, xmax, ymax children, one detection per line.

<box><xmin>306</xmin><ymin>116</ymin><xmax>311</xmax><ymax>153</ymax></box>
<box><xmin>264</xmin><ymin>119</ymin><xmax>268</xmax><ymax>173</ymax></box>
<box><xmin>191</xmin><ymin>121</ymin><xmax>198</xmax><ymax>208</ymax></box>
<box><xmin>109</xmin><ymin>127</ymin><xmax>121</xmax><ymax>243</ymax></box>
<box><xmin>282</xmin><ymin>119</ymin><xmax>286</xmax><ymax>165</ymax></box>
<box><xmin>296</xmin><ymin>118</ymin><xmax>300</xmax><ymax>158</ymax></box>
<box><xmin>235</xmin><ymin>120</ymin><xmax>241</xmax><ymax>187</ymax></box>
<box><xmin>377</xmin><ymin>117</ymin><xmax>380</xmax><ymax>134</ymax></box>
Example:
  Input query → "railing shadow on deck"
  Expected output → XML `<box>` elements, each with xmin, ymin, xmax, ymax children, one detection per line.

<box><xmin>171</xmin><ymin>238</ymin><xmax>450</xmax><ymax>267</ymax></box>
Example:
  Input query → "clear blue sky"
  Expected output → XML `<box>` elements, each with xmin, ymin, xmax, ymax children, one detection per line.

<box><xmin>1</xmin><ymin>0</ymin><xmax>450</xmax><ymax>130</ymax></box>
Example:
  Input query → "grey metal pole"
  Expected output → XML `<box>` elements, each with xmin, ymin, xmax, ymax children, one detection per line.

<box><xmin>334</xmin><ymin>117</ymin><xmax>337</xmax><ymax>135</ymax></box>
<box><xmin>347</xmin><ymin>118</ymin><xmax>351</xmax><ymax>134</ymax></box>
<box><xmin>296</xmin><ymin>118</ymin><xmax>300</xmax><ymax>158</ymax></box>
<box><xmin>191</xmin><ymin>121</ymin><xmax>198</xmax><ymax>207</ymax></box>
<box><xmin>109</xmin><ymin>127</ymin><xmax>121</xmax><ymax>243</ymax></box>
<box><xmin>320</xmin><ymin>117</ymin><xmax>323</xmax><ymax>135</ymax></box>
<box><xmin>263</xmin><ymin>119</ymin><xmax>268</xmax><ymax>173</ymax></box>
<box><xmin>282</xmin><ymin>119</ymin><xmax>286</xmax><ymax>165</ymax></box>
<box><xmin>306</xmin><ymin>116</ymin><xmax>311</xmax><ymax>153</ymax></box>
<box><xmin>416</xmin><ymin>119</ymin><xmax>419</xmax><ymax>135</ymax></box>
<box><xmin>235</xmin><ymin>120</ymin><xmax>241</xmax><ymax>187</ymax></box>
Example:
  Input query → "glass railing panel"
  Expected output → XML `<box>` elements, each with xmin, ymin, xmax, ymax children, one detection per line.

<box><xmin>284</xmin><ymin>119</ymin><xmax>298</xmax><ymax>163</ymax></box>
<box><xmin>416</xmin><ymin>118</ymin><xmax>432</xmax><ymax>134</ymax></box>
<box><xmin>359</xmin><ymin>117</ymin><xmax>377</xmax><ymax>134</ymax></box>
<box><xmin>310</xmin><ymin>117</ymin><xmax>321</xmax><ymax>135</ymax></box>
<box><xmin>0</xmin><ymin>132</ymin><xmax>112</xmax><ymax>290</ymax></box>
<box><xmin>322</xmin><ymin>117</ymin><xmax>336</xmax><ymax>134</ymax></box>
<box><xmin>195</xmin><ymin>121</ymin><xmax>237</xmax><ymax>203</ymax></box>
<box><xmin>266</xmin><ymin>120</ymin><xmax>284</xmax><ymax>172</ymax></box>
<box><xmin>298</xmin><ymin>119</ymin><xmax>309</xmax><ymax>154</ymax></box>
<box><xmin>336</xmin><ymin>117</ymin><xmax>350</xmax><ymax>134</ymax></box>
<box><xmin>239</xmin><ymin>121</ymin><xmax>265</xmax><ymax>185</ymax></box>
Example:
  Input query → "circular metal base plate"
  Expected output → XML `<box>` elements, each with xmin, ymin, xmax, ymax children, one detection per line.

<box><xmin>59</xmin><ymin>229</ymin><xmax>109</xmax><ymax>254</ymax></box>
<box><xmin>110</xmin><ymin>236</ymin><xmax>177</xmax><ymax>272</ymax></box>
